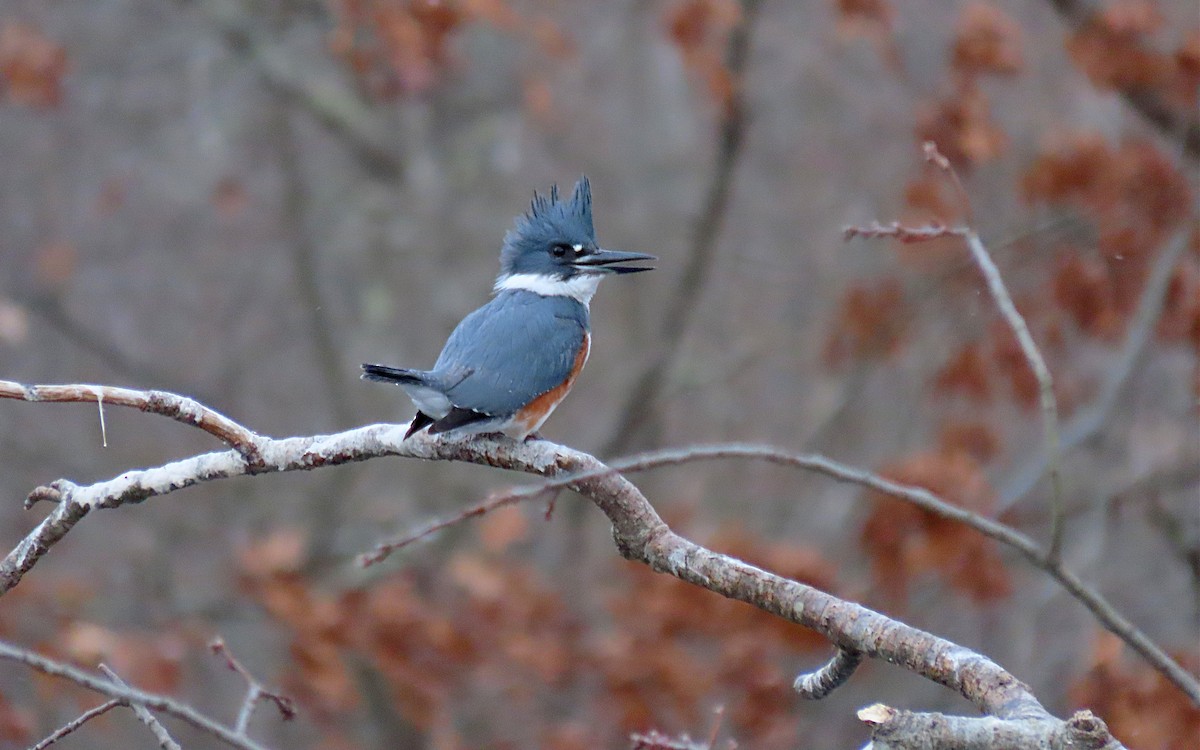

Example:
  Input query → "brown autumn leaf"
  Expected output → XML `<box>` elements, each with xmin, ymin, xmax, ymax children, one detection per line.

<box><xmin>951</xmin><ymin>2</ymin><xmax>1024</xmax><ymax>77</ymax></box>
<box><xmin>1052</xmin><ymin>250</ymin><xmax>1123</xmax><ymax>340</ymax></box>
<box><xmin>914</xmin><ymin>82</ymin><xmax>1008</xmax><ymax>170</ymax></box>
<box><xmin>1066</xmin><ymin>0</ymin><xmax>1175</xmax><ymax>94</ymax></box>
<box><xmin>664</xmin><ymin>0</ymin><xmax>743</xmax><ymax>110</ymax></box>
<box><xmin>60</xmin><ymin>622</ymin><xmax>185</xmax><ymax>694</ymax></box>
<box><xmin>934</xmin><ymin>343</ymin><xmax>993</xmax><ymax>402</ymax></box>
<box><xmin>938</xmin><ymin>419</ymin><xmax>1000</xmax><ymax>462</ymax></box>
<box><xmin>1069</xmin><ymin>631</ymin><xmax>1200</xmax><ymax>750</ymax></box>
<box><xmin>327</xmin><ymin>0</ymin><xmax>467</xmax><ymax>99</ymax></box>
<box><xmin>1157</xmin><ymin>257</ymin><xmax>1200</xmax><ymax>351</ymax></box>
<box><xmin>0</xmin><ymin>692</ymin><xmax>32</xmax><ymax>744</ymax></box>
<box><xmin>861</xmin><ymin>448</ymin><xmax>1012</xmax><ymax>602</ymax></box>
<box><xmin>0</xmin><ymin>21</ymin><xmax>68</xmax><ymax>109</ymax></box>
<box><xmin>823</xmin><ymin>278</ymin><xmax>909</xmax><ymax>366</ymax></box>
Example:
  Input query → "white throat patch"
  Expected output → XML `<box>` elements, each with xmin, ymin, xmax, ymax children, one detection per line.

<box><xmin>494</xmin><ymin>273</ymin><xmax>602</xmax><ymax>305</ymax></box>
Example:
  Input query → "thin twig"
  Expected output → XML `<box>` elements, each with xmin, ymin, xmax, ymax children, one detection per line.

<box><xmin>998</xmin><ymin>228</ymin><xmax>1193</xmax><ymax>510</ymax></box>
<box><xmin>845</xmin><ymin>215</ymin><xmax>1067</xmax><ymax>561</ymax></box>
<box><xmin>28</xmin><ymin>699</ymin><xmax>122</xmax><ymax>750</ymax></box>
<box><xmin>960</xmin><ymin>228</ymin><xmax>1066</xmax><ymax>561</ymax></box>
<box><xmin>99</xmin><ymin>665</ymin><xmax>182</xmax><ymax>750</ymax></box>
<box><xmin>209</xmin><ymin>637</ymin><xmax>296</xmax><ymax>734</ymax></box>
<box><xmin>0</xmin><ymin>641</ymin><xmax>259</xmax><ymax>750</ymax></box>
<box><xmin>928</xmin><ymin>141</ymin><xmax>1065</xmax><ymax>560</ymax></box>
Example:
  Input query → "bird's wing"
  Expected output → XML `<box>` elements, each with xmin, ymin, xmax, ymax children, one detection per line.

<box><xmin>432</xmin><ymin>291</ymin><xmax>588</xmax><ymax>416</ymax></box>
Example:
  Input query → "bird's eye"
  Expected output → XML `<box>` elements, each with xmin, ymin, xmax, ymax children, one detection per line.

<box><xmin>551</xmin><ymin>244</ymin><xmax>568</xmax><ymax>258</ymax></box>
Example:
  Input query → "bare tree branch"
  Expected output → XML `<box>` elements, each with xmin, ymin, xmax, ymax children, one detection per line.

<box><xmin>459</xmin><ymin>442</ymin><xmax>1199</xmax><ymax>705</ymax></box>
<box><xmin>28</xmin><ymin>699</ymin><xmax>122</xmax><ymax>750</ymax></box>
<box><xmin>209</xmin><ymin>637</ymin><xmax>296</xmax><ymax>735</ymax></box>
<box><xmin>99</xmin><ymin>665</ymin><xmax>183</xmax><ymax>750</ymax></box>
<box><xmin>0</xmin><ymin>380</ymin><xmax>265</xmax><ymax>465</ymax></box>
<box><xmin>852</xmin><ymin>142</ymin><xmax>1068</xmax><ymax>560</ymax></box>
<box><xmin>858</xmin><ymin>704</ymin><xmax>1123</xmax><ymax>750</ymax></box>
<box><xmin>0</xmin><ymin>640</ymin><xmax>266</xmax><ymax>750</ymax></box>
<box><xmin>999</xmin><ymin>228</ymin><xmax>1193</xmax><ymax>509</ymax></box>
<box><xmin>1044</xmin><ymin>0</ymin><xmax>1200</xmax><ymax>161</ymax></box>
<box><xmin>2</xmin><ymin>379</ymin><xmax>1194</xmax><ymax>708</ymax></box>
<box><xmin>601</xmin><ymin>0</ymin><xmax>764</xmax><ymax>456</ymax></box>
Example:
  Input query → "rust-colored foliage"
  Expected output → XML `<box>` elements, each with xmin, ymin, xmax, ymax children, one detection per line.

<box><xmin>823</xmin><ymin>278</ymin><xmax>909</xmax><ymax>366</ymax></box>
<box><xmin>1069</xmin><ymin>632</ymin><xmax>1200</xmax><ymax>750</ymax></box>
<box><xmin>0</xmin><ymin>21</ymin><xmax>67</xmax><ymax>109</ymax></box>
<box><xmin>328</xmin><ymin>0</ymin><xmax>466</xmax><ymax>98</ymax></box>
<box><xmin>664</xmin><ymin>0</ymin><xmax>743</xmax><ymax>111</ymax></box>
<box><xmin>1024</xmin><ymin>135</ymin><xmax>1193</xmax><ymax>332</ymax></box>
<box><xmin>0</xmin><ymin>692</ymin><xmax>32</xmax><ymax>745</ymax></box>
<box><xmin>938</xmin><ymin>419</ymin><xmax>1001</xmax><ymax>462</ymax></box>
<box><xmin>240</xmin><ymin>521</ymin><xmax>835</xmax><ymax>746</ymax></box>
<box><xmin>914</xmin><ymin>81</ymin><xmax>1008</xmax><ymax>170</ymax></box>
<box><xmin>1052</xmin><ymin>249</ymin><xmax>1124</xmax><ymax>341</ymax></box>
<box><xmin>58</xmin><ymin>622</ymin><xmax>186</xmax><ymax>695</ymax></box>
<box><xmin>910</xmin><ymin>3</ymin><xmax>1022</xmax><ymax>173</ymax></box>
<box><xmin>832</xmin><ymin>0</ymin><xmax>901</xmax><ymax>69</ymax></box>
<box><xmin>1067</xmin><ymin>1</ymin><xmax>1198</xmax><ymax>108</ymax></box>
<box><xmin>1157</xmin><ymin>251</ymin><xmax>1200</xmax><ymax>351</ymax></box>
<box><xmin>951</xmin><ymin>3</ymin><xmax>1024</xmax><ymax>77</ymax></box>
<box><xmin>861</xmin><ymin>446</ymin><xmax>1012</xmax><ymax>603</ymax></box>
<box><xmin>934</xmin><ymin>343</ymin><xmax>993</xmax><ymax>403</ymax></box>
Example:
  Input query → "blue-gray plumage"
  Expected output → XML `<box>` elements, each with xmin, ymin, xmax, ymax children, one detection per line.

<box><xmin>362</xmin><ymin>177</ymin><xmax>654</xmax><ymax>440</ymax></box>
<box><xmin>434</xmin><ymin>291</ymin><xmax>587</xmax><ymax>417</ymax></box>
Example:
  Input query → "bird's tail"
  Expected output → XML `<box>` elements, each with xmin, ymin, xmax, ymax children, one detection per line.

<box><xmin>361</xmin><ymin>363</ymin><xmax>426</xmax><ymax>385</ymax></box>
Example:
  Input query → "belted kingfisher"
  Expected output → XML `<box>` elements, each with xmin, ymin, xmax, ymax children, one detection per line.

<box><xmin>362</xmin><ymin>177</ymin><xmax>654</xmax><ymax>440</ymax></box>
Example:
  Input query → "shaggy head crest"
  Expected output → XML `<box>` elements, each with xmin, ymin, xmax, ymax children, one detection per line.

<box><xmin>499</xmin><ymin>177</ymin><xmax>595</xmax><ymax>276</ymax></box>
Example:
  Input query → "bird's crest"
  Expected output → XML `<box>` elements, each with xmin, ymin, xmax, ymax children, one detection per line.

<box><xmin>500</xmin><ymin>177</ymin><xmax>595</xmax><ymax>274</ymax></box>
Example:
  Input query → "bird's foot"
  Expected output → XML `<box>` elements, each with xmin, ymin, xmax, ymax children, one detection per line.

<box><xmin>523</xmin><ymin>431</ymin><xmax>544</xmax><ymax>442</ymax></box>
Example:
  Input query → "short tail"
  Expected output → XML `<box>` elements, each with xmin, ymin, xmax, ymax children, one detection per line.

<box><xmin>361</xmin><ymin>363</ymin><xmax>425</xmax><ymax>385</ymax></box>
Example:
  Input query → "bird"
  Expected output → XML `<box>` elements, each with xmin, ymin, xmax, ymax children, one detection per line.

<box><xmin>362</xmin><ymin>177</ymin><xmax>655</xmax><ymax>440</ymax></box>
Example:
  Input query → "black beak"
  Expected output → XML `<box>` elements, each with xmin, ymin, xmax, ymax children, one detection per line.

<box><xmin>573</xmin><ymin>248</ymin><xmax>656</xmax><ymax>275</ymax></box>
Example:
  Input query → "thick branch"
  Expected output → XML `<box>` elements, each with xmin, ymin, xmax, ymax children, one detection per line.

<box><xmin>2</xmin><ymin>380</ymin><xmax>1195</xmax><ymax>708</ymax></box>
<box><xmin>0</xmin><ymin>381</ymin><xmax>264</xmax><ymax>463</ymax></box>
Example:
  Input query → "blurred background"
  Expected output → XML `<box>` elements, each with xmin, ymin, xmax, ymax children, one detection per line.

<box><xmin>0</xmin><ymin>0</ymin><xmax>1197</xmax><ymax>747</ymax></box>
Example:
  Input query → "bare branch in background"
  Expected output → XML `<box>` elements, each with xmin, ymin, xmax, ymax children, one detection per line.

<box><xmin>846</xmin><ymin>143</ymin><xmax>1067</xmax><ymax>561</ymax></box>
<box><xmin>194</xmin><ymin>0</ymin><xmax>405</xmax><ymax>180</ymax></box>
<box><xmin>210</xmin><ymin>638</ymin><xmax>296</xmax><ymax>735</ymax></box>
<box><xmin>28</xmin><ymin>699</ymin><xmax>122</xmax><ymax>750</ymax></box>
<box><xmin>601</xmin><ymin>0</ymin><xmax>765</xmax><ymax>457</ymax></box>
<box><xmin>999</xmin><ymin>228</ymin><xmax>1193</xmax><ymax>509</ymax></box>
<box><xmin>1045</xmin><ymin>0</ymin><xmax>1200</xmax><ymax>161</ymax></box>
<box><xmin>0</xmin><ymin>640</ymin><xmax>268</xmax><ymax>750</ymax></box>
<box><xmin>99</xmin><ymin>665</ymin><xmax>183</xmax><ymax>750</ymax></box>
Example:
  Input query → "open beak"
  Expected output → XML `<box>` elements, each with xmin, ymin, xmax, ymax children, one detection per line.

<box><xmin>573</xmin><ymin>248</ymin><xmax>656</xmax><ymax>275</ymax></box>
